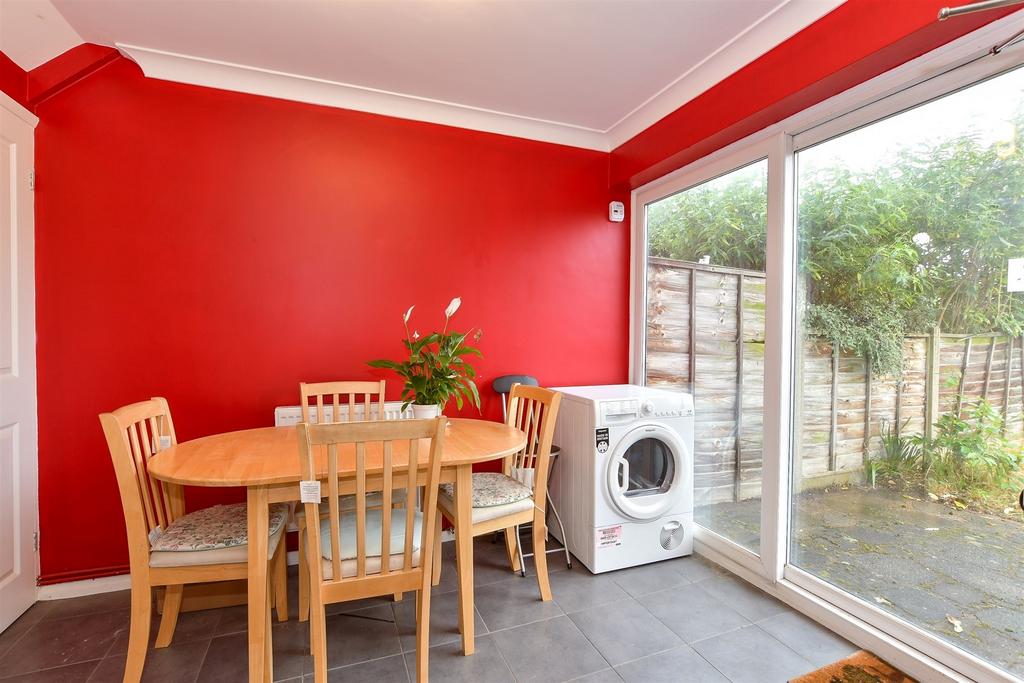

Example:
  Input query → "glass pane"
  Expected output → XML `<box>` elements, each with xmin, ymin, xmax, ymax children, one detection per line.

<box><xmin>645</xmin><ymin>159</ymin><xmax>768</xmax><ymax>553</ymax></box>
<box><xmin>620</xmin><ymin>438</ymin><xmax>675</xmax><ymax>497</ymax></box>
<box><xmin>792</xmin><ymin>66</ymin><xmax>1024</xmax><ymax>678</ymax></box>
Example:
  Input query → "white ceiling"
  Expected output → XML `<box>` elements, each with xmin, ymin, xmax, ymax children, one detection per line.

<box><xmin>4</xmin><ymin>0</ymin><xmax>843</xmax><ymax>150</ymax></box>
<box><xmin>1</xmin><ymin>0</ymin><xmax>82</xmax><ymax>71</ymax></box>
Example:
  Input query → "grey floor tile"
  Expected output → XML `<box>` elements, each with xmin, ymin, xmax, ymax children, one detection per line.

<box><xmin>404</xmin><ymin>635</ymin><xmax>512</xmax><ymax>683</ymax></box>
<box><xmin>320</xmin><ymin>605</ymin><xmax>402</xmax><ymax>670</ymax></box>
<box><xmin>755</xmin><ymin>611</ymin><xmax>858</xmax><ymax>668</ymax></box>
<box><xmin>40</xmin><ymin>591</ymin><xmax>131</xmax><ymax>623</ymax></box>
<box><xmin>607</xmin><ymin>561</ymin><xmax>692</xmax><ymax>598</ymax></box>
<box><xmin>213</xmin><ymin>605</ymin><xmax>251</xmax><ymax>637</ymax></box>
<box><xmin>472</xmin><ymin>576</ymin><xmax>563</xmax><ymax>632</ymax></box>
<box><xmin>637</xmin><ymin>583</ymin><xmax>748</xmax><ymax>644</ymax></box>
<box><xmin>696</xmin><ymin>575</ymin><xmax>790</xmax><ymax>622</ymax></box>
<box><xmin>0</xmin><ymin>661</ymin><xmax>99</xmax><ymax>682</ymax></box>
<box><xmin>0</xmin><ymin>609</ymin><xmax>129</xmax><ymax>678</ymax></box>
<box><xmin>196</xmin><ymin>620</ymin><xmax>311</xmax><ymax>683</ymax></box>
<box><xmin>615</xmin><ymin>645</ymin><xmax>729</xmax><ymax>683</ymax></box>
<box><xmin>392</xmin><ymin>590</ymin><xmax>487</xmax><ymax>652</ymax></box>
<box><xmin>0</xmin><ymin>603</ymin><xmax>52</xmax><ymax>661</ymax></box>
<box><xmin>549</xmin><ymin>567</ymin><xmax>629</xmax><ymax>614</ymax></box>
<box><xmin>107</xmin><ymin>607</ymin><xmax>223</xmax><ymax>654</ymax></box>
<box><xmin>323</xmin><ymin>653</ymin><xmax>409</xmax><ymax>682</ymax></box>
<box><xmin>491</xmin><ymin>616</ymin><xmax>607</xmax><ymax>683</ymax></box>
<box><xmin>88</xmin><ymin>638</ymin><xmax>209</xmax><ymax>683</ymax></box>
<box><xmin>568</xmin><ymin>599</ymin><xmax>680</xmax><ymax>666</ymax></box>
<box><xmin>692</xmin><ymin>625</ymin><xmax>814</xmax><ymax>683</ymax></box>
<box><xmin>669</xmin><ymin>556</ymin><xmax>726</xmax><ymax>583</ymax></box>
<box><xmin>570</xmin><ymin>669</ymin><xmax>623</xmax><ymax>682</ymax></box>
<box><xmin>431</xmin><ymin>558</ymin><xmax>462</xmax><ymax>596</ymax></box>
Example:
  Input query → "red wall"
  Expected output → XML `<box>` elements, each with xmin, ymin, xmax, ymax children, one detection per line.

<box><xmin>23</xmin><ymin>0</ymin><xmax>1016</xmax><ymax>583</ymax></box>
<box><xmin>34</xmin><ymin>57</ymin><xmax>628</xmax><ymax>583</ymax></box>
<box><xmin>0</xmin><ymin>50</ymin><xmax>28</xmax><ymax>110</ymax></box>
<box><xmin>610</xmin><ymin>0</ymin><xmax>1021</xmax><ymax>190</ymax></box>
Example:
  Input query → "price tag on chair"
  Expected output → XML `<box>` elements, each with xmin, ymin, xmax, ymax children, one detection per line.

<box><xmin>300</xmin><ymin>480</ymin><xmax>321</xmax><ymax>503</ymax></box>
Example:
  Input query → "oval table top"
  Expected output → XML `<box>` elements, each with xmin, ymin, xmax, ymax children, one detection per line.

<box><xmin>147</xmin><ymin>418</ymin><xmax>527</xmax><ymax>487</ymax></box>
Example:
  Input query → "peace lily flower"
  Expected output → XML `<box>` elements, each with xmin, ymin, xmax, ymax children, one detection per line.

<box><xmin>445</xmin><ymin>297</ymin><xmax>461</xmax><ymax>319</ymax></box>
<box><xmin>413</xmin><ymin>330</ymin><xmax>420</xmax><ymax>340</ymax></box>
<box><xmin>403</xmin><ymin>305</ymin><xmax>415</xmax><ymax>324</ymax></box>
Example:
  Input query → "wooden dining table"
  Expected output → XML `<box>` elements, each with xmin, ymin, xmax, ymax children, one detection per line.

<box><xmin>147</xmin><ymin>417</ymin><xmax>527</xmax><ymax>683</ymax></box>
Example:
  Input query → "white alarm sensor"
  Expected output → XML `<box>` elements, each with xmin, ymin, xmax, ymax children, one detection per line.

<box><xmin>609</xmin><ymin>201</ymin><xmax>625</xmax><ymax>222</ymax></box>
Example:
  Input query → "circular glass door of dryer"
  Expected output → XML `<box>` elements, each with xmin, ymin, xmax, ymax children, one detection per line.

<box><xmin>605</xmin><ymin>424</ymin><xmax>688</xmax><ymax>521</ymax></box>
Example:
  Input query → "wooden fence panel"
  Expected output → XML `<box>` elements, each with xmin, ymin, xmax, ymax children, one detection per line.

<box><xmin>646</xmin><ymin>258</ymin><xmax>1024</xmax><ymax>504</ymax></box>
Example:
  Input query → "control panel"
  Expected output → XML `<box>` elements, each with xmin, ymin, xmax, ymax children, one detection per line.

<box><xmin>599</xmin><ymin>396</ymin><xmax>693</xmax><ymax>424</ymax></box>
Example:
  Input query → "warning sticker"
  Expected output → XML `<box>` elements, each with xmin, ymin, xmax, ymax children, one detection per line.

<box><xmin>596</xmin><ymin>427</ymin><xmax>609</xmax><ymax>454</ymax></box>
<box><xmin>596</xmin><ymin>525</ymin><xmax>622</xmax><ymax>549</ymax></box>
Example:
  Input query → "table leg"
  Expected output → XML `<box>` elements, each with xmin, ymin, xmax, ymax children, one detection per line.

<box><xmin>247</xmin><ymin>486</ymin><xmax>272</xmax><ymax>683</ymax></box>
<box><xmin>453</xmin><ymin>463</ymin><xmax>475</xmax><ymax>655</ymax></box>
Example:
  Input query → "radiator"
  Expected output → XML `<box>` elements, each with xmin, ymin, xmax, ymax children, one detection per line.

<box><xmin>273</xmin><ymin>401</ymin><xmax>412</xmax><ymax>426</ymax></box>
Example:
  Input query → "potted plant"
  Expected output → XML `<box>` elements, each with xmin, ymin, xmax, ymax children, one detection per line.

<box><xmin>368</xmin><ymin>297</ymin><xmax>482</xmax><ymax>417</ymax></box>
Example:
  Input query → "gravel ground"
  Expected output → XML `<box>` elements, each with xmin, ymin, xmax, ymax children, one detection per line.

<box><xmin>699</xmin><ymin>487</ymin><xmax>1024</xmax><ymax>677</ymax></box>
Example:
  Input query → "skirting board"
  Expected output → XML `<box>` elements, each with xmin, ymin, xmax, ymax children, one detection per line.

<box><xmin>38</xmin><ymin>574</ymin><xmax>132</xmax><ymax>600</ymax></box>
<box><xmin>38</xmin><ymin>530</ymin><xmax>458</xmax><ymax>601</ymax></box>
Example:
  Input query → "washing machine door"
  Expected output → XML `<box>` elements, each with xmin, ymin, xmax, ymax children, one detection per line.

<box><xmin>605</xmin><ymin>423</ymin><xmax>689</xmax><ymax>521</ymax></box>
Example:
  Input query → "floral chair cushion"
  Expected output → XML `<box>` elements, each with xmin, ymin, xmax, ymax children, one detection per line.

<box><xmin>150</xmin><ymin>502</ymin><xmax>289</xmax><ymax>552</ymax></box>
<box><xmin>440</xmin><ymin>472</ymin><xmax>533</xmax><ymax>508</ymax></box>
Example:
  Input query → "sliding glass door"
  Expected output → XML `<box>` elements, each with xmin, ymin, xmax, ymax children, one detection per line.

<box><xmin>641</xmin><ymin>157</ymin><xmax>768</xmax><ymax>555</ymax></box>
<box><xmin>791</xmin><ymin>65</ymin><xmax>1024</xmax><ymax>678</ymax></box>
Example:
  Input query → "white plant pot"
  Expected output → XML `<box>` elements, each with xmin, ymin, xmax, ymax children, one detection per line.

<box><xmin>411</xmin><ymin>404</ymin><xmax>441</xmax><ymax>419</ymax></box>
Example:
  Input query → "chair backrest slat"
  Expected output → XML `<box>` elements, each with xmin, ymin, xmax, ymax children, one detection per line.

<box><xmin>301</xmin><ymin>380</ymin><xmax>386</xmax><ymax>423</ymax></box>
<box><xmin>327</xmin><ymin>443</ymin><xmax>342</xmax><ymax>583</ymax></box>
<box><xmin>404</xmin><ymin>438</ymin><xmax>418</xmax><ymax>571</ymax></box>
<box><xmin>297</xmin><ymin>418</ymin><xmax>445</xmax><ymax>591</ymax></box>
<box><xmin>380</xmin><ymin>441</ymin><xmax>393</xmax><ymax>576</ymax></box>
<box><xmin>355</xmin><ymin>442</ymin><xmax>367</xmax><ymax>578</ymax></box>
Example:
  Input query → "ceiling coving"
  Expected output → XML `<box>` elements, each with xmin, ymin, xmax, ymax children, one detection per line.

<box><xmin>3</xmin><ymin>0</ymin><xmax>843</xmax><ymax>150</ymax></box>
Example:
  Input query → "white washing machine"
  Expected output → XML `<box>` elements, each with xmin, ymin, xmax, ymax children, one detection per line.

<box><xmin>549</xmin><ymin>385</ymin><xmax>694</xmax><ymax>574</ymax></box>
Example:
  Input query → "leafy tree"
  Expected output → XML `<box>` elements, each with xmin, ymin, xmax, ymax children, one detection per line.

<box><xmin>647</xmin><ymin>113</ymin><xmax>1024</xmax><ymax>376</ymax></box>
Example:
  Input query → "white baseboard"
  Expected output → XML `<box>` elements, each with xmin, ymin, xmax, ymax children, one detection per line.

<box><xmin>38</xmin><ymin>574</ymin><xmax>132</xmax><ymax>600</ymax></box>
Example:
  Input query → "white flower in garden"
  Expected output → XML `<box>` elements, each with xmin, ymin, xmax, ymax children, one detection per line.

<box><xmin>403</xmin><ymin>305</ymin><xmax>415</xmax><ymax>324</ymax></box>
<box><xmin>445</xmin><ymin>297</ymin><xmax>462</xmax><ymax>318</ymax></box>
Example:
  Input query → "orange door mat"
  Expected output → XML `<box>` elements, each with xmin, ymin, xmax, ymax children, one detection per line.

<box><xmin>790</xmin><ymin>651</ymin><xmax>918</xmax><ymax>683</ymax></box>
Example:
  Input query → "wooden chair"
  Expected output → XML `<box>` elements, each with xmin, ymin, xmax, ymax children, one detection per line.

<box><xmin>299</xmin><ymin>417</ymin><xmax>445</xmax><ymax>682</ymax></box>
<box><xmin>296</xmin><ymin>380</ymin><xmax>404</xmax><ymax>620</ymax></box>
<box><xmin>99</xmin><ymin>398</ymin><xmax>288</xmax><ymax>683</ymax></box>
<box><xmin>432</xmin><ymin>384</ymin><xmax>562</xmax><ymax>601</ymax></box>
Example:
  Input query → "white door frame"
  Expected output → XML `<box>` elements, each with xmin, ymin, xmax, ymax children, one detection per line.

<box><xmin>629</xmin><ymin>11</ymin><xmax>1024</xmax><ymax>683</ymax></box>
<box><xmin>0</xmin><ymin>90</ymin><xmax>39</xmax><ymax>633</ymax></box>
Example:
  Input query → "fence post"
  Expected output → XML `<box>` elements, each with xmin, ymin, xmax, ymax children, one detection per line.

<box><xmin>863</xmin><ymin>358</ymin><xmax>872</xmax><ymax>459</ymax></box>
<box><xmin>734</xmin><ymin>275</ymin><xmax>745</xmax><ymax>502</ymax></box>
<box><xmin>689</xmin><ymin>268</ymin><xmax>696</xmax><ymax>394</ymax></box>
<box><xmin>829</xmin><ymin>343</ymin><xmax>839</xmax><ymax>472</ymax></box>
<box><xmin>1002</xmin><ymin>336</ymin><xmax>1014</xmax><ymax>437</ymax></box>
<box><xmin>957</xmin><ymin>336</ymin><xmax>973</xmax><ymax>418</ymax></box>
<box><xmin>982</xmin><ymin>336</ymin><xmax>996</xmax><ymax>400</ymax></box>
<box><xmin>925</xmin><ymin>326</ymin><xmax>941</xmax><ymax>444</ymax></box>
<box><xmin>895</xmin><ymin>373</ymin><xmax>904</xmax><ymax>437</ymax></box>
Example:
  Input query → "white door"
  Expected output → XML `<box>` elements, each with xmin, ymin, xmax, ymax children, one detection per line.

<box><xmin>0</xmin><ymin>93</ymin><xmax>38</xmax><ymax>633</ymax></box>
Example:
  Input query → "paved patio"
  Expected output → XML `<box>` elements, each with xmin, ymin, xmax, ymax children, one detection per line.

<box><xmin>701</xmin><ymin>487</ymin><xmax>1024</xmax><ymax>678</ymax></box>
